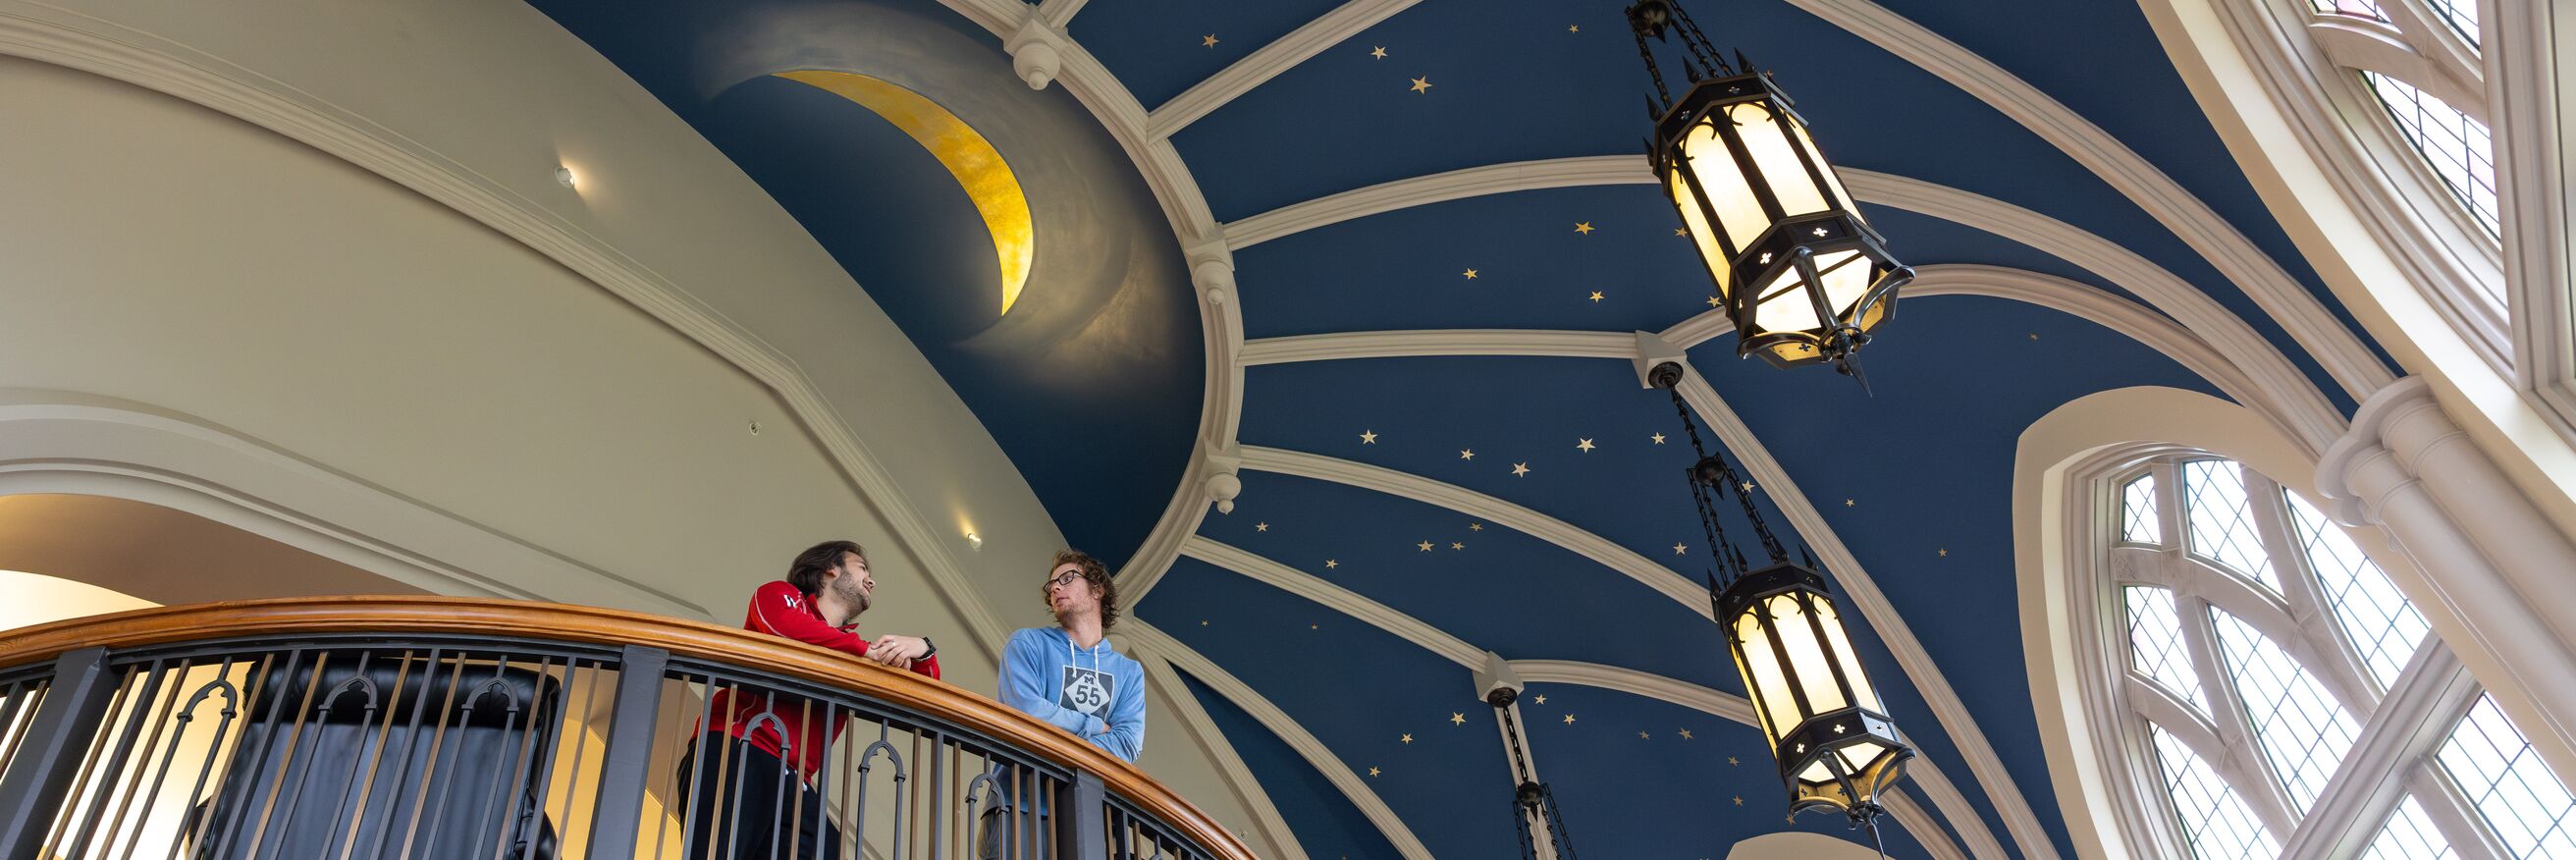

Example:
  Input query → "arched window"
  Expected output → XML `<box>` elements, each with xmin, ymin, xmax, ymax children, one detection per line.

<box><xmin>2106</xmin><ymin>455</ymin><xmax>2576</xmax><ymax>859</ymax></box>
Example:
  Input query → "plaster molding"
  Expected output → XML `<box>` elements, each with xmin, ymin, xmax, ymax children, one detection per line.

<box><xmin>2492</xmin><ymin>0</ymin><xmax>2576</xmax><ymax>438</ymax></box>
<box><xmin>1880</xmin><ymin>787</ymin><xmax>1971</xmax><ymax>860</ymax></box>
<box><xmin>1034</xmin><ymin>0</ymin><xmax>1088</xmax><ymax>29</ymax></box>
<box><xmin>1122</xmin><ymin>619</ymin><xmax>1437</xmax><ymax>860</ymax></box>
<box><xmin>1214</xmin><ymin>151</ymin><xmax>2344</xmax><ymax>457</ymax></box>
<box><xmin>1507</xmin><ymin>659</ymin><xmax>2002</xmax><ymax>860</ymax></box>
<box><xmin>2315</xmin><ymin>377</ymin><xmax>2576</xmax><ymax>782</ymax></box>
<box><xmin>1224</xmin><ymin>156</ymin><xmax>1649</xmax><ymax>250</ymax></box>
<box><xmin>2306</xmin><ymin>19</ymin><xmax>2487</xmax><ymax>124</ymax></box>
<box><xmin>0</xmin><ymin>9</ymin><xmax>1022</xmax><ymax>646</ymax></box>
<box><xmin>1671</xmin><ymin>372</ymin><xmax>2065</xmax><ymax>860</ymax></box>
<box><xmin>1180</xmin><ymin>535</ymin><xmax>1483</xmax><ymax>668</ymax></box>
<box><xmin>1130</xmin><ymin>648</ymin><xmax>1314</xmax><ymax>860</ymax></box>
<box><xmin>1145</xmin><ymin>0</ymin><xmax>1424</xmax><ymax>139</ymax></box>
<box><xmin>1784</xmin><ymin>0</ymin><xmax>2394</xmax><ymax>401</ymax></box>
<box><xmin>1845</xmin><ymin>169</ymin><xmax>2348</xmax><ymax>457</ymax></box>
<box><xmin>1189</xmin><ymin>535</ymin><xmax>1986</xmax><ymax>860</ymax></box>
<box><xmin>1234</xmin><ymin>446</ymin><xmax>1713</xmax><ymax>617</ymax></box>
<box><xmin>0</xmin><ymin>392</ymin><xmax>705</xmax><ymax>619</ymax></box>
<box><xmin>1240</xmin><ymin>330</ymin><xmax>1637</xmax><ymax>365</ymax></box>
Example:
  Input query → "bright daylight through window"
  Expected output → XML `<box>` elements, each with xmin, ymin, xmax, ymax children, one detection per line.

<box><xmin>2111</xmin><ymin>457</ymin><xmax>2576</xmax><ymax>859</ymax></box>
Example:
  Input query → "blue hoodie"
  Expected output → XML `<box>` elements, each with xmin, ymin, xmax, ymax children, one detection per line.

<box><xmin>997</xmin><ymin>626</ymin><xmax>1146</xmax><ymax>762</ymax></box>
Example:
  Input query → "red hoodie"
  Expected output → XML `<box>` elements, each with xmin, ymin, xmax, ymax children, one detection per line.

<box><xmin>707</xmin><ymin>580</ymin><xmax>941</xmax><ymax>778</ymax></box>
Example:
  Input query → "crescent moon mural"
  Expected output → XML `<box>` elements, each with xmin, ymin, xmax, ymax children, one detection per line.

<box><xmin>775</xmin><ymin>70</ymin><xmax>1036</xmax><ymax>316</ymax></box>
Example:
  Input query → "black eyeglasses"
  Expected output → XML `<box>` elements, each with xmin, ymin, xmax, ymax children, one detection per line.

<box><xmin>1046</xmin><ymin>570</ymin><xmax>1083</xmax><ymax>589</ymax></box>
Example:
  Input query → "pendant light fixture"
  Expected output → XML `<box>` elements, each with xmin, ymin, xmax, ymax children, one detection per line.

<box><xmin>1490</xmin><ymin>685</ymin><xmax>1580</xmax><ymax>860</ymax></box>
<box><xmin>1630</xmin><ymin>0</ymin><xmax>1912</xmax><ymax>387</ymax></box>
<box><xmin>1651</xmin><ymin>362</ymin><xmax>1912</xmax><ymax>836</ymax></box>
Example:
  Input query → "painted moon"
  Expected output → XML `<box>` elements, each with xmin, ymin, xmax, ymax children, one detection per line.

<box><xmin>775</xmin><ymin>70</ymin><xmax>1035</xmax><ymax>316</ymax></box>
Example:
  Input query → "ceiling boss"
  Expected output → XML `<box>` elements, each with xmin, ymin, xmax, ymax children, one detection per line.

<box><xmin>1628</xmin><ymin>0</ymin><xmax>1912</xmax><ymax>388</ymax></box>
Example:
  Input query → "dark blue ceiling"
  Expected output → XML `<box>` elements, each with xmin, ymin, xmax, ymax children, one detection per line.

<box><xmin>525</xmin><ymin>0</ymin><xmax>2402</xmax><ymax>857</ymax></box>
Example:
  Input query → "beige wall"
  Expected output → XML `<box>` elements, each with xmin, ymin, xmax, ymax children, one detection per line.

<box><xmin>0</xmin><ymin>1</ymin><xmax>1284</xmax><ymax>851</ymax></box>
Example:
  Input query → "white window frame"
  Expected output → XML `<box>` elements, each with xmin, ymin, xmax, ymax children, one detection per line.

<box><xmin>2070</xmin><ymin>447</ymin><xmax>2523</xmax><ymax>860</ymax></box>
<box><xmin>2215</xmin><ymin>0</ymin><xmax>2509</xmax><ymax>371</ymax></box>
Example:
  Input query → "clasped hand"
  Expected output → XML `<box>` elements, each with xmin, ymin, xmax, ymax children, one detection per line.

<box><xmin>865</xmin><ymin>634</ymin><xmax>929</xmax><ymax>669</ymax></box>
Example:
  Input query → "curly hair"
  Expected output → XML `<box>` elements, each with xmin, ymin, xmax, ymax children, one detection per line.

<box><xmin>1040</xmin><ymin>549</ymin><xmax>1118</xmax><ymax>632</ymax></box>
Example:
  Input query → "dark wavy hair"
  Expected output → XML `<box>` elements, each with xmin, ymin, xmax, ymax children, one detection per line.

<box><xmin>1041</xmin><ymin>549</ymin><xmax>1118</xmax><ymax>632</ymax></box>
<box><xmin>787</xmin><ymin>540</ymin><xmax>866</xmax><ymax>596</ymax></box>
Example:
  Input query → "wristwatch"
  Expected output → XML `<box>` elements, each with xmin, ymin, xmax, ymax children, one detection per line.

<box><xmin>920</xmin><ymin>636</ymin><xmax>937</xmax><ymax>659</ymax></box>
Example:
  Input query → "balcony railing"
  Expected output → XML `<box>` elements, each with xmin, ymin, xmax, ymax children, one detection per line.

<box><xmin>0</xmin><ymin>597</ymin><xmax>1255</xmax><ymax>860</ymax></box>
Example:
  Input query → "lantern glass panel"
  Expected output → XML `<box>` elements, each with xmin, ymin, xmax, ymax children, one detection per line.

<box><xmin>1679</xmin><ymin>119</ymin><xmax>1768</xmax><ymax>250</ymax></box>
<box><xmin>1783</xmin><ymin>117</ymin><xmax>1856</xmax><ymax>218</ymax></box>
<box><xmin>1839</xmin><ymin>740</ymin><xmax>1891</xmax><ymax>774</ymax></box>
<box><xmin>1813</xmin><ymin>596</ymin><xmax>1882</xmax><ymax>711</ymax></box>
<box><xmin>1768</xmin><ymin>593</ymin><xmax>1850</xmax><ymax>716</ymax></box>
<box><xmin>1751</xmin><ymin>269</ymin><xmax>1824</xmax><ymax>335</ymax></box>
<box><xmin>1670</xmin><ymin>174</ymin><xmax>1731</xmax><ymax>297</ymax></box>
<box><xmin>1732</xmin><ymin>101</ymin><xmax>1832</xmax><ymax>218</ymax></box>
<box><xmin>1736</xmin><ymin>610</ymin><xmax>1800</xmax><ymax>740</ymax></box>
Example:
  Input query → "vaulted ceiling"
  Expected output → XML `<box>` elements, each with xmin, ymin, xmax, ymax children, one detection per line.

<box><xmin>528</xmin><ymin>0</ymin><xmax>2394</xmax><ymax>857</ymax></box>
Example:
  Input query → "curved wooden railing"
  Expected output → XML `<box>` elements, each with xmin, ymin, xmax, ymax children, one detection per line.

<box><xmin>0</xmin><ymin>597</ymin><xmax>1256</xmax><ymax>860</ymax></box>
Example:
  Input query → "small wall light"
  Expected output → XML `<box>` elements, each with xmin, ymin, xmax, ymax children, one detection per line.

<box><xmin>966</xmin><ymin>532</ymin><xmax>984</xmax><ymax>551</ymax></box>
<box><xmin>555</xmin><ymin>166</ymin><xmax>578</xmax><ymax>188</ymax></box>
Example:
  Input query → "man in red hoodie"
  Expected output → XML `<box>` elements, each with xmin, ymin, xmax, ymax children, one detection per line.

<box><xmin>682</xmin><ymin>540</ymin><xmax>941</xmax><ymax>860</ymax></box>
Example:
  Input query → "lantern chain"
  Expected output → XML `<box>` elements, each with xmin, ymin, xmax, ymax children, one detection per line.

<box><xmin>1658</xmin><ymin>371</ymin><xmax>1788</xmax><ymax>567</ymax></box>
<box><xmin>1493</xmin><ymin>691</ymin><xmax>1581</xmax><ymax>860</ymax></box>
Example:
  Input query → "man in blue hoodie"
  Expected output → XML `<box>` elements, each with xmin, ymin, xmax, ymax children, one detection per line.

<box><xmin>980</xmin><ymin>549</ymin><xmax>1145</xmax><ymax>858</ymax></box>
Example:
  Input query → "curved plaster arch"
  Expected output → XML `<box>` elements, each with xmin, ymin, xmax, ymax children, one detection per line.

<box><xmin>0</xmin><ymin>391</ymin><xmax>704</xmax><ymax>617</ymax></box>
<box><xmin>1172</xmin><ymin>535</ymin><xmax>1990</xmax><ymax>860</ymax></box>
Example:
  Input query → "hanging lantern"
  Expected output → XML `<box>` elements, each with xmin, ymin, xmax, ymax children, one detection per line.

<box><xmin>1629</xmin><ymin>1</ymin><xmax>1911</xmax><ymax>384</ymax></box>
<box><xmin>1719</xmin><ymin>563</ymin><xmax>1912</xmax><ymax>819</ymax></box>
<box><xmin>1650</xmin><ymin>361</ymin><xmax>1911</xmax><ymax>830</ymax></box>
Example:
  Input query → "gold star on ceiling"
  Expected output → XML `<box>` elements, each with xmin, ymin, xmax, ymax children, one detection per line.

<box><xmin>2029</xmin><ymin>332</ymin><xmax>2040</xmax><ymax>341</ymax></box>
<box><xmin>1512</xmin><ymin>462</ymin><xmax>1530</xmax><ymax>476</ymax></box>
<box><xmin>1706</xmin><ymin>295</ymin><xmax>1722</xmax><ymax>307</ymax></box>
<box><xmin>1638</xmin><ymin>731</ymin><xmax>1650</xmax><ymax>739</ymax></box>
<box><xmin>1462</xmin><ymin>268</ymin><xmax>1477</xmax><ymax>279</ymax></box>
<box><xmin>1450</xmin><ymin>713</ymin><xmax>1467</xmax><ymax>726</ymax></box>
<box><xmin>1312</xmin><ymin>623</ymin><xmax>1319</xmax><ymax>630</ymax></box>
<box><xmin>1651</xmin><ymin>432</ymin><xmax>1667</xmax><ymax>445</ymax></box>
<box><xmin>1563</xmin><ymin>714</ymin><xmax>1577</xmax><ymax>725</ymax></box>
<box><xmin>1674</xmin><ymin>227</ymin><xmax>1690</xmax><ymax>236</ymax></box>
<box><xmin>1369</xmin><ymin>46</ymin><xmax>1387</xmax><ymax>59</ymax></box>
<box><xmin>1939</xmin><ymin>548</ymin><xmax>1949</xmax><ymax>557</ymax></box>
<box><xmin>1576</xmin><ymin>438</ymin><xmax>1595</xmax><ymax>452</ymax></box>
<box><xmin>1587</xmin><ymin>291</ymin><xmax>1605</xmax><ymax>302</ymax></box>
<box><xmin>1679</xmin><ymin>728</ymin><xmax>1693</xmax><ymax>739</ymax></box>
<box><xmin>1400</xmin><ymin>733</ymin><xmax>1413</xmax><ymax>744</ymax></box>
<box><xmin>1533</xmin><ymin>694</ymin><xmax>1546</xmax><ymax>704</ymax></box>
<box><xmin>1845</xmin><ymin>499</ymin><xmax>1856</xmax><ymax>507</ymax></box>
<box><xmin>1201</xmin><ymin>620</ymin><xmax>1209</xmax><ymax>625</ymax></box>
<box><xmin>1469</xmin><ymin>522</ymin><xmax>1483</xmax><ymax>531</ymax></box>
<box><xmin>1673</xmin><ymin>543</ymin><xmax>1688</xmax><ymax>555</ymax></box>
<box><xmin>1450</xmin><ymin>541</ymin><xmax>1464</xmax><ymax>550</ymax></box>
<box><xmin>1734</xmin><ymin>796</ymin><xmax>1744</xmax><ymax>806</ymax></box>
<box><xmin>1409</xmin><ymin>77</ymin><xmax>1433</xmax><ymax>93</ymax></box>
<box><xmin>1256</xmin><ymin>522</ymin><xmax>1269</xmax><ymax>531</ymax></box>
<box><xmin>1740</xmin><ymin>480</ymin><xmax>1755</xmax><ymax>493</ymax></box>
<box><xmin>1360</xmin><ymin>429</ymin><xmax>1378</xmax><ymax>444</ymax></box>
<box><xmin>1728</xmin><ymin>756</ymin><xmax>1740</xmax><ymax>766</ymax></box>
<box><xmin>1418</xmin><ymin>540</ymin><xmax>1434</xmax><ymax>552</ymax></box>
<box><xmin>1202</xmin><ymin>34</ymin><xmax>1219</xmax><ymax>47</ymax></box>
<box><xmin>1368</xmin><ymin>767</ymin><xmax>1381</xmax><ymax>778</ymax></box>
<box><xmin>1574</xmin><ymin>222</ymin><xmax>1594</xmax><ymax>235</ymax></box>
<box><xmin>1460</xmin><ymin>449</ymin><xmax>1475</xmax><ymax>460</ymax></box>
<box><xmin>1568</xmin><ymin>24</ymin><xmax>1581</xmax><ymax>32</ymax></box>
<box><xmin>1324</xmin><ymin>559</ymin><xmax>1338</xmax><ymax>568</ymax></box>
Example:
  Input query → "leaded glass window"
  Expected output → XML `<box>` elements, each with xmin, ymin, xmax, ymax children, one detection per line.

<box><xmin>2439</xmin><ymin>695</ymin><xmax>2576</xmax><ymax>858</ymax></box>
<box><xmin>2101</xmin><ymin>455</ymin><xmax>2570</xmax><ymax>860</ymax></box>
<box><xmin>2182</xmin><ymin>459</ymin><xmax>2280</xmax><ymax>590</ymax></box>
<box><xmin>2361</xmin><ymin>71</ymin><xmax>2499</xmax><ymax>237</ymax></box>
<box><xmin>2122</xmin><ymin>473</ymin><xmax>2162</xmax><ymax>545</ymax></box>
<box><xmin>2212</xmin><ymin>608</ymin><xmax>2360</xmax><ymax>810</ymax></box>
<box><xmin>2151</xmin><ymin>725</ymin><xmax>2280</xmax><ymax>860</ymax></box>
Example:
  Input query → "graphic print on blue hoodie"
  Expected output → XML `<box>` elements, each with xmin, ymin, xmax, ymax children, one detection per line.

<box><xmin>983</xmin><ymin>626</ymin><xmax>1146</xmax><ymax>815</ymax></box>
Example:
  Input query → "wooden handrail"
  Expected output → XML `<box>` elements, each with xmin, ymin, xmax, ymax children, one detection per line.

<box><xmin>0</xmin><ymin>596</ymin><xmax>1257</xmax><ymax>860</ymax></box>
